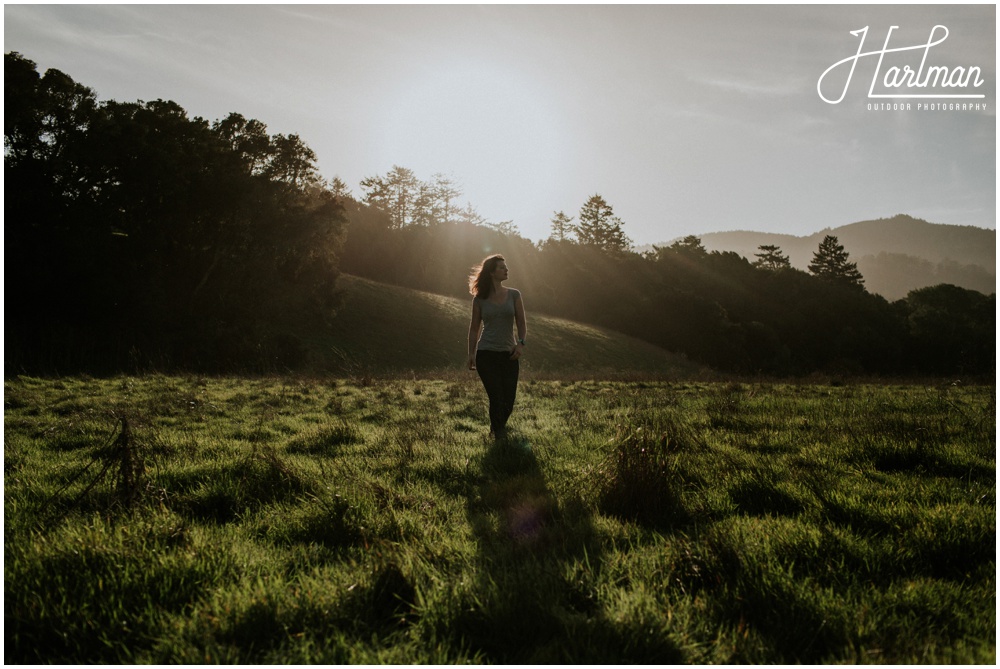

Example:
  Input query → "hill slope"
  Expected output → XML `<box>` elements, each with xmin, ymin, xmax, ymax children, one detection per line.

<box><xmin>310</xmin><ymin>275</ymin><xmax>704</xmax><ymax>378</ymax></box>
<box><xmin>674</xmin><ymin>215</ymin><xmax>995</xmax><ymax>300</ymax></box>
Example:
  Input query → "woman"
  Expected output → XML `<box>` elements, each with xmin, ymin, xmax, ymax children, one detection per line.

<box><xmin>467</xmin><ymin>254</ymin><xmax>526</xmax><ymax>439</ymax></box>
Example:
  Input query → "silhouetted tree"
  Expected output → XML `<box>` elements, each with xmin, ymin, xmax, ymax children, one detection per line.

<box><xmin>267</xmin><ymin>133</ymin><xmax>318</xmax><ymax>186</ymax></box>
<box><xmin>668</xmin><ymin>235</ymin><xmax>708</xmax><ymax>257</ymax></box>
<box><xmin>431</xmin><ymin>172</ymin><xmax>462</xmax><ymax>225</ymax></box>
<box><xmin>410</xmin><ymin>181</ymin><xmax>440</xmax><ymax>227</ymax></box>
<box><xmin>753</xmin><ymin>244</ymin><xmax>791</xmax><ymax>271</ymax></box>
<box><xmin>360</xmin><ymin>165</ymin><xmax>421</xmax><ymax>228</ymax></box>
<box><xmin>903</xmin><ymin>284</ymin><xmax>994</xmax><ymax>374</ymax></box>
<box><xmin>809</xmin><ymin>235</ymin><xmax>865</xmax><ymax>289</ymax></box>
<box><xmin>456</xmin><ymin>201</ymin><xmax>488</xmax><ymax>227</ymax></box>
<box><xmin>328</xmin><ymin>175</ymin><xmax>352</xmax><ymax>200</ymax></box>
<box><xmin>577</xmin><ymin>194</ymin><xmax>631</xmax><ymax>252</ymax></box>
<box><xmin>213</xmin><ymin>113</ymin><xmax>271</xmax><ymax>174</ymax></box>
<box><xmin>360</xmin><ymin>167</ymin><xmax>468</xmax><ymax>228</ymax></box>
<box><xmin>489</xmin><ymin>220</ymin><xmax>520</xmax><ymax>237</ymax></box>
<box><xmin>548</xmin><ymin>210</ymin><xmax>576</xmax><ymax>242</ymax></box>
<box><xmin>5</xmin><ymin>52</ymin><xmax>345</xmax><ymax>373</ymax></box>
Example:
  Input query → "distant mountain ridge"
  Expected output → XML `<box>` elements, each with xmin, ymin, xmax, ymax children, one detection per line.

<box><xmin>661</xmin><ymin>215</ymin><xmax>995</xmax><ymax>300</ymax></box>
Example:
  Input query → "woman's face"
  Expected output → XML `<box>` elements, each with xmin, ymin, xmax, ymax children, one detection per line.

<box><xmin>492</xmin><ymin>261</ymin><xmax>509</xmax><ymax>282</ymax></box>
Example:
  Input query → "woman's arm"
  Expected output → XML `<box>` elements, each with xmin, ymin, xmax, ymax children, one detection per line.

<box><xmin>511</xmin><ymin>291</ymin><xmax>526</xmax><ymax>361</ymax></box>
<box><xmin>468</xmin><ymin>298</ymin><xmax>482</xmax><ymax>369</ymax></box>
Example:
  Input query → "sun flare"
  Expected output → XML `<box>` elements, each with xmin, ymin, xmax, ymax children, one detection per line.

<box><xmin>374</xmin><ymin>58</ymin><xmax>569</xmax><ymax>220</ymax></box>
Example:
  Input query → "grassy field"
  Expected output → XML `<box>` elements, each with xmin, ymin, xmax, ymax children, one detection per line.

<box><xmin>4</xmin><ymin>374</ymin><xmax>995</xmax><ymax>663</ymax></box>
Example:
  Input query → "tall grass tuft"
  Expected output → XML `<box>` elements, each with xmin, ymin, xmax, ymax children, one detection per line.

<box><xmin>35</xmin><ymin>413</ymin><xmax>156</xmax><ymax>527</ymax></box>
<box><xmin>599</xmin><ymin>411</ymin><xmax>702</xmax><ymax>527</ymax></box>
<box><xmin>103</xmin><ymin>416</ymin><xmax>147</xmax><ymax>510</ymax></box>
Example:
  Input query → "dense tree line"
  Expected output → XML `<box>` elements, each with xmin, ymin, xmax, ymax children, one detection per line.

<box><xmin>5</xmin><ymin>53</ymin><xmax>993</xmax><ymax>378</ymax></box>
<box><xmin>5</xmin><ymin>52</ymin><xmax>346</xmax><ymax>373</ymax></box>
<box><xmin>340</xmin><ymin>166</ymin><xmax>994</xmax><ymax>377</ymax></box>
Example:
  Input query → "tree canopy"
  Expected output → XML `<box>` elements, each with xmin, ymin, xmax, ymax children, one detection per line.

<box><xmin>5</xmin><ymin>51</ymin><xmax>346</xmax><ymax>373</ymax></box>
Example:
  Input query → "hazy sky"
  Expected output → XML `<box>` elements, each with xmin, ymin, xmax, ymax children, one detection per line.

<box><xmin>4</xmin><ymin>4</ymin><xmax>995</xmax><ymax>244</ymax></box>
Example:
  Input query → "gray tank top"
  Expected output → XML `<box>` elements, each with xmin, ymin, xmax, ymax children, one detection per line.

<box><xmin>476</xmin><ymin>289</ymin><xmax>519</xmax><ymax>352</ymax></box>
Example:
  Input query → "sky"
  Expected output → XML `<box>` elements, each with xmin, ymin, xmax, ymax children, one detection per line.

<box><xmin>4</xmin><ymin>3</ymin><xmax>996</xmax><ymax>245</ymax></box>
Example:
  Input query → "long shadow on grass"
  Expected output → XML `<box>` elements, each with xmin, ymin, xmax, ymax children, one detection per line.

<box><xmin>457</xmin><ymin>431</ymin><xmax>684</xmax><ymax>663</ymax></box>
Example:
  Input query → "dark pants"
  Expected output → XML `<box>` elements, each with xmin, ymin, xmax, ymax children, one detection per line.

<box><xmin>476</xmin><ymin>349</ymin><xmax>519</xmax><ymax>436</ymax></box>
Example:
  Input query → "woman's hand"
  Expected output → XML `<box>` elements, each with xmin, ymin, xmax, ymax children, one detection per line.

<box><xmin>510</xmin><ymin>344</ymin><xmax>524</xmax><ymax>361</ymax></box>
<box><xmin>468</xmin><ymin>355</ymin><xmax>477</xmax><ymax>370</ymax></box>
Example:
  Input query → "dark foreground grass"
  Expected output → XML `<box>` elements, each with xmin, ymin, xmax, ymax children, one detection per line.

<box><xmin>4</xmin><ymin>374</ymin><xmax>995</xmax><ymax>663</ymax></box>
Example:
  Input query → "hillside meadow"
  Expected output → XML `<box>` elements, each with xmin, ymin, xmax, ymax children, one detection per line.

<box><xmin>316</xmin><ymin>274</ymin><xmax>705</xmax><ymax>378</ymax></box>
<box><xmin>4</xmin><ymin>373</ymin><xmax>994</xmax><ymax>663</ymax></box>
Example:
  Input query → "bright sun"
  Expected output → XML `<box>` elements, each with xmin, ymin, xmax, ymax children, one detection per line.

<box><xmin>374</xmin><ymin>57</ymin><xmax>569</xmax><ymax>219</ymax></box>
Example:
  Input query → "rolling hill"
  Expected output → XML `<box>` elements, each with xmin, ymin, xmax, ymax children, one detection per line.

<box><xmin>308</xmin><ymin>274</ymin><xmax>705</xmax><ymax>378</ymax></box>
<box><xmin>662</xmin><ymin>215</ymin><xmax>995</xmax><ymax>300</ymax></box>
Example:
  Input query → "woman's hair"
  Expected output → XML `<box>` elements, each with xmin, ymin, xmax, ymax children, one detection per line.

<box><xmin>468</xmin><ymin>254</ymin><xmax>505</xmax><ymax>299</ymax></box>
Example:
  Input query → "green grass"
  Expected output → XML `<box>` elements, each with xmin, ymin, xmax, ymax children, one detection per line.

<box><xmin>4</xmin><ymin>375</ymin><xmax>995</xmax><ymax>663</ymax></box>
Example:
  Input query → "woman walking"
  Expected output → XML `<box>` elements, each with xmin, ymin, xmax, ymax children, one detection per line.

<box><xmin>468</xmin><ymin>254</ymin><xmax>526</xmax><ymax>439</ymax></box>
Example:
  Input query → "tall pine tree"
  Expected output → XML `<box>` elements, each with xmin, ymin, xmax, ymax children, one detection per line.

<box><xmin>753</xmin><ymin>244</ymin><xmax>792</xmax><ymax>271</ymax></box>
<box><xmin>577</xmin><ymin>194</ymin><xmax>631</xmax><ymax>252</ymax></box>
<box><xmin>808</xmin><ymin>235</ymin><xmax>864</xmax><ymax>289</ymax></box>
<box><xmin>548</xmin><ymin>210</ymin><xmax>576</xmax><ymax>242</ymax></box>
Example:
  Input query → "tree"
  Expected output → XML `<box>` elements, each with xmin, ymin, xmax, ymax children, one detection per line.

<box><xmin>809</xmin><ymin>235</ymin><xmax>864</xmax><ymax>289</ymax></box>
<box><xmin>489</xmin><ymin>220</ymin><xmax>520</xmax><ymax>237</ymax></box>
<box><xmin>213</xmin><ymin>113</ymin><xmax>271</xmax><ymax>175</ymax></box>
<box><xmin>360</xmin><ymin>165</ymin><xmax>420</xmax><ymax>228</ymax></box>
<box><xmin>577</xmin><ymin>194</ymin><xmax>631</xmax><ymax>252</ymax></box>
<box><xmin>4</xmin><ymin>53</ymin><xmax>346</xmax><ymax>373</ymax></box>
<box><xmin>548</xmin><ymin>210</ymin><xmax>576</xmax><ymax>242</ymax></box>
<box><xmin>410</xmin><ymin>181</ymin><xmax>439</xmax><ymax>227</ymax></box>
<box><xmin>359</xmin><ymin>173</ymin><xmax>391</xmax><ymax>219</ymax></box>
<box><xmin>267</xmin><ymin>133</ymin><xmax>318</xmax><ymax>187</ymax></box>
<box><xmin>4</xmin><ymin>51</ymin><xmax>47</xmax><ymax>163</ymax></box>
<box><xmin>668</xmin><ymin>235</ymin><xmax>708</xmax><ymax>257</ymax></box>
<box><xmin>456</xmin><ymin>202</ymin><xmax>487</xmax><ymax>227</ymax></box>
<box><xmin>360</xmin><ymin>166</ymin><xmax>463</xmax><ymax>227</ymax></box>
<box><xmin>904</xmin><ymin>284</ymin><xmax>994</xmax><ymax>374</ymax></box>
<box><xmin>753</xmin><ymin>244</ymin><xmax>791</xmax><ymax>271</ymax></box>
<box><xmin>328</xmin><ymin>176</ymin><xmax>352</xmax><ymax>201</ymax></box>
<box><xmin>431</xmin><ymin>172</ymin><xmax>462</xmax><ymax>225</ymax></box>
